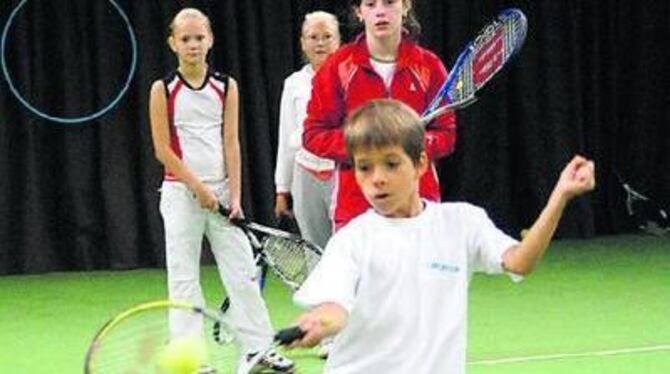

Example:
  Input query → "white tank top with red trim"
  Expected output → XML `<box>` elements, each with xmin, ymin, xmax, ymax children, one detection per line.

<box><xmin>163</xmin><ymin>71</ymin><xmax>228</xmax><ymax>183</ymax></box>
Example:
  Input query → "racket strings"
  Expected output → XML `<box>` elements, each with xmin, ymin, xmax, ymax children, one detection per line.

<box><xmin>90</xmin><ymin>311</ymin><xmax>166</xmax><ymax>372</ymax></box>
<box><xmin>88</xmin><ymin>306</ymin><xmax>240</xmax><ymax>373</ymax></box>
<box><xmin>261</xmin><ymin>236</ymin><xmax>321</xmax><ymax>290</ymax></box>
<box><xmin>452</xmin><ymin>59</ymin><xmax>474</xmax><ymax>103</ymax></box>
<box><xmin>453</xmin><ymin>10</ymin><xmax>527</xmax><ymax>104</ymax></box>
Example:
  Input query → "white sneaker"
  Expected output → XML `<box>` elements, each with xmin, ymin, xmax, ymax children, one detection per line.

<box><xmin>245</xmin><ymin>348</ymin><xmax>295</xmax><ymax>373</ymax></box>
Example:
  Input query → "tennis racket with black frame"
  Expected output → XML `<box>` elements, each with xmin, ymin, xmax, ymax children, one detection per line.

<box><xmin>218</xmin><ymin>206</ymin><xmax>323</xmax><ymax>292</ymax></box>
<box><xmin>213</xmin><ymin>206</ymin><xmax>323</xmax><ymax>343</ymax></box>
<box><xmin>84</xmin><ymin>299</ymin><xmax>304</xmax><ymax>374</ymax></box>
<box><xmin>422</xmin><ymin>8</ymin><xmax>528</xmax><ymax>125</ymax></box>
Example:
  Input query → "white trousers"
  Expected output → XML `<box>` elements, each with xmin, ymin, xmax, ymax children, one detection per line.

<box><xmin>160</xmin><ymin>181</ymin><xmax>273</xmax><ymax>351</ymax></box>
<box><xmin>292</xmin><ymin>164</ymin><xmax>333</xmax><ymax>249</ymax></box>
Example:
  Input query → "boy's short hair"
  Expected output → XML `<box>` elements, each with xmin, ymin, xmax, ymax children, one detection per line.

<box><xmin>344</xmin><ymin>99</ymin><xmax>425</xmax><ymax>165</ymax></box>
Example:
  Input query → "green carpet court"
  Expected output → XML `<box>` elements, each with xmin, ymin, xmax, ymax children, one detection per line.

<box><xmin>1</xmin><ymin>234</ymin><xmax>668</xmax><ymax>373</ymax></box>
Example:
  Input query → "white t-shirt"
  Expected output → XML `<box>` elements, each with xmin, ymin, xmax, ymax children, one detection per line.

<box><xmin>370</xmin><ymin>59</ymin><xmax>396</xmax><ymax>89</ymax></box>
<box><xmin>294</xmin><ymin>201</ymin><xmax>520</xmax><ymax>374</ymax></box>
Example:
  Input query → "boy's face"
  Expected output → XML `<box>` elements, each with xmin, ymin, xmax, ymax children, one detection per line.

<box><xmin>353</xmin><ymin>144</ymin><xmax>427</xmax><ymax>218</ymax></box>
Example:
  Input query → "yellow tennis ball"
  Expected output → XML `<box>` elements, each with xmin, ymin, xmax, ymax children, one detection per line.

<box><xmin>157</xmin><ymin>337</ymin><xmax>208</xmax><ymax>374</ymax></box>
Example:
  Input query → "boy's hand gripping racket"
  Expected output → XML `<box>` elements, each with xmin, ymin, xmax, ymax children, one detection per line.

<box><xmin>422</xmin><ymin>8</ymin><xmax>528</xmax><ymax>125</ymax></box>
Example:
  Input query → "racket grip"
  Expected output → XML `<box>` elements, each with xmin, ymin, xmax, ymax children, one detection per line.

<box><xmin>275</xmin><ymin>326</ymin><xmax>306</xmax><ymax>345</ymax></box>
<box><xmin>218</xmin><ymin>205</ymin><xmax>231</xmax><ymax>217</ymax></box>
<box><xmin>218</xmin><ymin>205</ymin><xmax>248</xmax><ymax>227</ymax></box>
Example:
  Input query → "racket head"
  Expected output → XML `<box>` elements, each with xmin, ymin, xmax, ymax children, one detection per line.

<box><xmin>217</xmin><ymin>204</ymin><xmax>323</xmax><ymax>290</ymax></box>
<box><xmin>422</xmin><ymin>8</ymin><xmax>528</xmax><ymax>123</ymax></box>
<box><xmin>469</xmin><ymin>8</ymin><xmax>527</xmax><ymax>88</ymax></box>
<box><xmin>85</xmin><ymin>300</ymin><xmax>241</xmax><ymax>373</ymax></box>
<box><xmin>261</xmin><ymin>235</ymin><xmax>322</xmax><ymax>290</ymax></box>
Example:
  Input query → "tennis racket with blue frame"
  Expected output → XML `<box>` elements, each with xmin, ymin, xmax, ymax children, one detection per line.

<box><xmin>422</xmin><ymin>8</ymin><xmax>528</xmax><ymax>125</ymax></box>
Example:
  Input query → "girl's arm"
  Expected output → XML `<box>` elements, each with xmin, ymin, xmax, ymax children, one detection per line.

<box><xmin>149</xmin><ymin>80</ymin><xmax>218</xmax><ymax>210</ymax></box>
<box><xmin>222</xmin><ymin>77</ymin><xmax>243</xmax><ymax>218</ymax></box>
<box><xmin>274</xmin><ymin>79</ymin><xmax>298</xmax><ymax>217</ymax></box>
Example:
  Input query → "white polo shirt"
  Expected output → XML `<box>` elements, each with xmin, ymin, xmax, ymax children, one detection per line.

<box><xmin>294</xmin><ymin>201</ymin><xmax>520</xmax><ymax>374</ymax></box>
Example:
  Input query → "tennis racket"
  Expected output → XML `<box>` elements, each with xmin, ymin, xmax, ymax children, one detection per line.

<box><xmin>218</xmin><ymin>206</ymin><xmax>323</xmax><ymax>291</ymax></box>
<box><xmin>422</xmin><ymin>8</ymin><xmax>528</xmax><ymax>125</ymax></box>
<box><xmin>213</xmin><ymin>207</ymin><xmax>322</xmax><ymax>345</ymax></box>
<box><xmin>84</xmin><ymin>300</ymin><xmax>304</xmax><ymax>374</ymax></box>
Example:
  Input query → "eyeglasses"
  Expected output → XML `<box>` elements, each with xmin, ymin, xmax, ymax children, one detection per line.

<box><xmin>302</xmin><ymin>34</ymin><xmax>337</xmax><ymax>44</ymax></box>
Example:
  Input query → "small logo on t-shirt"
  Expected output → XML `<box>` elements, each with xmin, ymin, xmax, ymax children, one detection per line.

<box><xmin>428</xmin><ymin>261</ymin><xmax>460</xmax><ymax>274</ymax></box>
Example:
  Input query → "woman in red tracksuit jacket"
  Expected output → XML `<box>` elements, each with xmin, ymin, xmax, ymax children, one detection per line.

<box><xmin>303</xmin><ymin>0</ymin><xmax>456</xmax><ymax>230</ymax></box>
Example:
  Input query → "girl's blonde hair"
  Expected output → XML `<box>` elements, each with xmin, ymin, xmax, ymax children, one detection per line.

<box><xmin>302</xmin><ymin>11</ymin><xmax>340</xmax><ymax>38</ymax></box>
<box><xmin>169</xmin><ymin>8</ymin><xmax>212</xmax><ymax>36</ymax></box>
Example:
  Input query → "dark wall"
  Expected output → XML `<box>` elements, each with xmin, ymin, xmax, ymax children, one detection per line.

<box><xmin>0</xmin><ymin>0</ymin><xmax>668</xmax><ymax>274</ymax></box>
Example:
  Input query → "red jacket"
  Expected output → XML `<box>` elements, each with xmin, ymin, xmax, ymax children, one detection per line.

<box><xmin>303</xmin><ymin>34</ymin><xmax>457</xmax><ymax>229</ymax></box>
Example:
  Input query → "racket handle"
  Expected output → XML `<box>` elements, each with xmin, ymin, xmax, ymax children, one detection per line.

<box><xmin>275</xmin><ymin>326</ymin><xmax>306</xmax><ymax>345</ymax></box>
<box><xmin>218</xmin><ymin>205</ymin><xmax>231</xmax><ymax>216</ymax></box>
<box><xmin>218</xmin><ymin>205</ymin><xmax>248</xmax><ymax>226</ymax></box>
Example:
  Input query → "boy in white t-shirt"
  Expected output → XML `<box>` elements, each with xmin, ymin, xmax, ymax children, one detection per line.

<box><xmin>289</xmin><ymin>99</ymin><xmax>596</xmax><ymax>374</ymax></box>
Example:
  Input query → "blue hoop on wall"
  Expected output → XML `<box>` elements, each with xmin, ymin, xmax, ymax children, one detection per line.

<box><xmin>0</xmin><ymin>0</ymin><xmax>138</xmax><ymax>124</ymax></box>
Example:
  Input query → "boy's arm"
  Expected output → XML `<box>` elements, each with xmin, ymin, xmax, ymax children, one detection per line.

<box><xmin>290</xmin><ymin>230</ymin><xmax>357</xmax><ymax>347</ymax></box>
<box><xmin>289</xmin><ymin>302</ymin><xmax>349</xmax><ymax>348</ymax></box>
<box><xmin>503</xmin><ymin>155</ymin><xmax>596</xmax><ymax>275</ymax></box>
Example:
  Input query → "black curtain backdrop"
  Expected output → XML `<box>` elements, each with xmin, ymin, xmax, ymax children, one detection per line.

<box><xmin>0</xmin><ymin>0</ymin><xmax>668</xmax><ymax>274</ymax></box>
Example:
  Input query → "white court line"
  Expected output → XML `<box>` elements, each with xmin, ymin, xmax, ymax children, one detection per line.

<box><xmin>468</xmin><ymin>344</ymin><xmax>670</xmax><ymax>365</ymax></box>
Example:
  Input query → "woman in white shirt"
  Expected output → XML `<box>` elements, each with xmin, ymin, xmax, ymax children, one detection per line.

<box><xmin>274</xmin><ymin>11</ymin><xmax>341</xmax><ymax>249</ymax></box>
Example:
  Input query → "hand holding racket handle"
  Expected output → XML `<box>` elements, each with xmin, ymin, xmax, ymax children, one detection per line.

<box><xmin>218</xmin><ymin>205</ymin><xmax>248</xmax><ymax>226</ymax></box>
<box><xmin>218</xmin><ymin>205</ymin><xmax>234</xmax><ymax>216</ymax></box>
<box><xmin>275</xmin><ymin>326</ymin><xmax>306</xmax><ymax>345</ymax></box>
